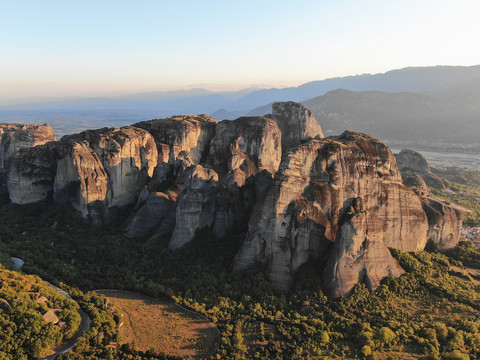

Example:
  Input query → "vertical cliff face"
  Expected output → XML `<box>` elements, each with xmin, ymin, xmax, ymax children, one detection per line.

<box><xmin>0</xmin><ymin>124</ymin><xmax>56</xmax><ymax>200</ymax></box>
<box><xmin>395</xmin><ymin>149</ymin><xmax>445</xmax><ymax>190</ymax></box>
<box><xmin>395</xmin><ymin>149</ymin><xmax>466</xmax><ymax>247</ymax></box>
<box><xmin>421</xmin><ymin>197</ymin><xmax>467</xmax><ymax>249</ymax></box>
<box><xmin>323</xmin><ymin>204</ymin><xmax>406</xmax><ymax>299</ymax></box>
<box><xmin>272</xmin><ymin>101</ymin><xmax>324</xmax><ymax>151</ymax></box>
<box><xmin>3</xmin><ymin>103</ymin><xmax>467</xmax><ymax>298</ymax></box>
<box><xmin>53</xmin><ymin>142</ymin><xmax>108</xmax><ymax>216</ymax></box>
<box><xmin>205</xmin><ymin>116</ymin><xmax>281</xmax><ymax>180</ymax></box>
<box><xmin>8</xmin><ymin>143</ymin><xmax>58</xmax><ymax>204</ymax></box>
<box><xmin>134</xmin><ymin>114</ymin><xmax>218</xmax><ymax>166</ymax></box>
<box><xmin>203</xmin><ymin>116</ymin><xmax>283</xmax><ymax>240</ymax></box>
<box><xmin>233</xmin><ymin>131</ymin><xmax>429</xmax><ymax>296</ymax></box>
<box><xmin>9</xmin><ymin>126</ymin><xmax>158</xmax><ymax>222</ymax></box>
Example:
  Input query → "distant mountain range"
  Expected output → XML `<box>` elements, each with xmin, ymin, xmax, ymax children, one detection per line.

<box><xmin>1</xmin><ymin>65</ymin><xmax>480</xmax><ymax>144</ymax></box>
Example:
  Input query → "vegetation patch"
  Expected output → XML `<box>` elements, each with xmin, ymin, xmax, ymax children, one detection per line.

<box><xmin>0</xmin><ymin>256</ymin><xmax>81</xmax><ymax>360</ymax></box>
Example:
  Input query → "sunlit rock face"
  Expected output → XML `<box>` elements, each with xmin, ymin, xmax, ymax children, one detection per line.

<box><xmin>0</xmin><ymin>124</ymin><xmax>56</xmax><ymax>200</ymax></box>
<box><xmin>272</xmin><ymin>101</ymin><xmax>324</xmax><ymax>151</ymax></box>
<box><xmin>133</xmin><ymin>114</ymin><xmax>218</xmax><ymax>166</ymax></box>
<box><xmin>395</xmin><ymin>149</ymin><xmax>445</xmax><ymax>191</ymax></box>
<box><xmin>233</xmin><ymin>131</ymin><xmax>429</xmax><ymax>296</ymax></box>
<box><xmin>9</xmin><ymin>126</ymin><xmax>158</xmax><ymax>223</ymax></box>
<box><xmin>3</xmin><ymin>103</ymin><xmax>466</xmax><ymax>298</ymax></box>
<box><xmin>421</xmin><ymin>197</ymin><xmax>467</xmax><ymax>249</ymax></box>
<box><xmin>396</xmin><ymin>149</ymin><xmax>467</xmax><ymax>248</ymax></box>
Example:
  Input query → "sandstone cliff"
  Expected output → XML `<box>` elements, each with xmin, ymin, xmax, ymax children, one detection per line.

<box><xmin>395</xmin><ymin>149</ymin><xmax>445</xmax><ymax>191</ymax></box>
<box><xmin>0</xmin><ymin>124</ymin><xmax>56</xmax><ymax>200</ymax></box>
<box><xmin>9</xmin><ymin>126</ymin><xmax>158</xmax><ymax>223</ymax></box>
<box><xmin>395</xmin><ymin>149</ymin><xmax>466</xmax><ymax>248</ymax></box>
<box><xmin>232</xmin><ymin>131</ymin><xmax>430</xmax><ymax>296</ymax></box>
<box><xmin>134</xmin><ymin>114</ymin><xmax>217</xmax><ymax>166</ymax></box>
<box><xmin>3</xmin><ymin>103</ymin><xmax>466</xmax><ymax>298</ymax></box>
<box><xmin>272</xmin><ymin>101</ymin><xmax>324</xmax><ymax>151</ymax></box>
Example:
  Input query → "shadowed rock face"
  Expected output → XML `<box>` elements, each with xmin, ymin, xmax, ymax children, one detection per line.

<box><xmin>205</xmin><ymin>116</ymin><xmax>281</xmax><ymax>184</ymax></box>
<box><xmin>4</xmin><ymin>103</ymin><xmax>466</xmax><ymax>298</ymax></box>
<box><xmin>233</xmin><ymin>131</ymin><xmax>429</xmax><ymax>296</ymax></box>
<box><xmin>0</xmin><ymin>124</ymin><xmax>56</xmax><ymax>200</ymax></box>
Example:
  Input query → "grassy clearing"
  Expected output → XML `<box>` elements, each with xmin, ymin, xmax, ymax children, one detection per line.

<box><xmin>96</xmin><ymin>290</ymin><xmax>218</xmax><ymax>359</ymax></box>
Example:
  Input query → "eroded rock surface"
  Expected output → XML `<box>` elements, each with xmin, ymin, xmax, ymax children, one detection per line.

<box><xmin>396</xmin><ymin>149</ymin><xmax>445</xmax><ymax>191</ymax></box>
<box><xmin>134</xmin><ymin>114</ymin><xmax>217</xmax><ymax>165</ymax></box>
<box><xmin>272</xmin><ymin>101</ymin><xmax>324</xmax><ymax>151</ymax></box>
<box><xmin>9</xmin><ymin>126</ymin><xmax>158</xmax><ymax>223</ymax></box>
<box><xmin>422</xmin><ymin>197</ymin><xmax>467</xmax><ymax>249</ymax></box>
<box><xmin>323</xmin><ymin>204</ymin><xmax>405</xmax><ymax>299</ymax></box>
<box><xmin>233</xmin><ymin>131</ymin><xmax>429</xmax><ymax>296</ymax></box>
<box><xmin>0</xmin><ymin>124</ymin><xmax>56</xmax><ymax>200</ymax></box>
<box><xmin>3</xmin><ymin>103</ymin><xmax>466</xmax><ymax>298</ymax></box>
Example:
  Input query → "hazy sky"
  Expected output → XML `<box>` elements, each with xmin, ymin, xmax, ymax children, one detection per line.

<box><xmin>1</xmin><ymin>0</ymin><xmax>480</xmax><ymax>100</ymax></box>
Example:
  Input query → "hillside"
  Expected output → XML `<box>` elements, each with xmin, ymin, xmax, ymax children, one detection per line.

<box><xmin>303</xmin><ymin>89</ymin><xmax>477</xmax><ymax>142</ymax></box>
<box><xmin>0</xmin><ymin>255</ymin><xmax>82</xmax><ymax>359</ymax></box>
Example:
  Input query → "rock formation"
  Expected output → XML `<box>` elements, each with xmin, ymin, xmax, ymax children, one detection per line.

<box><xmin>272</xmin><ymin>101</ymin><xmax>324</xmax><ymax>151</ymax></box>
<box><xmin>3</xmin><ymin>102</ymin><xmax>466</xmax><ymax>298</ymax></box>
<box><xmin>133</xmin><ymin>114</ymin><xmax>217</xmax><ymax>166</ymax></box>
<box><xmin>204</xmin><ymin>116</ymin><xmax>281</xmax><ymax>184</ymax></box>
<box><xmin>422</xmin><ymin>197</ymin><xmax>467</xmax><ymax>249</ymax></box>
<box><xmin>395</xmin><ymin>149</ymin><xmax>445</xmax><ymax>191</ymax></box>
<box><xmin>233</xmin><ymin>131</ymin><xmax>429</xmax><ymax>296</ymax></box>
<box><xmin>0</xmin><ymin>124</ymin><xmax>56</xmax><ymax>200</ymax></box>
<box><xmin>395</xmin><ymin>149</ymin><xmax>466</xmax><ymax>249</ymax></box>
<box><xmin>8</xmin><ymin>126</ymin><xmax>157</xmax><ymax>224</ymax></box>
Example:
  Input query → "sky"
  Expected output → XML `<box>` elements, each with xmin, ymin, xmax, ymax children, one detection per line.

<box><xmin>1</xmin><ymin>0</ymin><xmax>480</xmax><ymax>101</ymax></box>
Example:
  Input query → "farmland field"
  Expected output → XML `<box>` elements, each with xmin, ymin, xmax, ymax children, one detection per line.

<box><xmin>96</xmin><ymin>290</ymin><xmax>218</xmax><ymax>359</ymax></box>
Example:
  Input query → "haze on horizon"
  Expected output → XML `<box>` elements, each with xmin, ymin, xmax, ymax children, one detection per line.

<box><xmin>1</xmin><ymin>0</ymin><xmax>480</xmax><ymax>103</ymax></box>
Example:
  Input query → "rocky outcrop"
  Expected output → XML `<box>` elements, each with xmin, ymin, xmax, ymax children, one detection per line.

<box><xmin>8</xmin><ymin>143</ymin><xmax>58</xmax><ymax>204</ymax></box>
<box><xmin>272</xmin><ymin>101</ymin><xmax>324</xmax><ymax>151</ymax></box>
<box><xmin>205</xmin><ymin>116</ymin><xmax>281</xmax><ymax>181</ymax></box>
<box><xmin>396</xmin><ymin>149</ymin><xmax>466</xmax><ymax>247</ymax></box>
<box><xmin>124</xmin><ymin>190</ymin><xmax>176</xmax><ymax>238</ymax></box>
<box><xmin>169</xmin><ymin>165</ymin><xmax>218</xmax><ymax>249</ymax></box>
<box><xmin>422</xmin><ymin>197</ymin><xmax>467</xmax><ymax>248</ymax></box>
<box><xmin>9</xmin><ymin>126</ymin><xmax>158</xmax><ymax>223</ymax></box>
<box><xmin>3</xmin><ymin>103</ymin><xmax>466</xmax><ymax>298</ymax></box>
<box><xmin>134</xmin><ymin>114</ymin><xmax>217</xmax><ymax>166</ymax></box>
<box><xmin>0</xmin><ymin>124</ymin><xmax>56</xmax><ymax>200</ymax></box>
<box><xmin>323</xmin><ymin>203</ymin><xmax>406</xmax><ymax>299</ymax></box>
<box><xmin>395</xmin><ymin>149</ymin><xmax>445</xmax><ymax>191</ymax></box>
<box><xmin>233</xmin><ymin>131</ymin><xmax>429</xmax><ymax>296</ymax></box>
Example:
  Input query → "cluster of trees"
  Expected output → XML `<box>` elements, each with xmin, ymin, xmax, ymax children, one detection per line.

<box><xmin>0</xmin><ymin>256</ymin><xmax>81</xmax><ymax>359</ymax></box>
<box><xmin>1</xmin><ymin>170</ymin><xmax>480</xmax><ymax>358</ymax></box>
